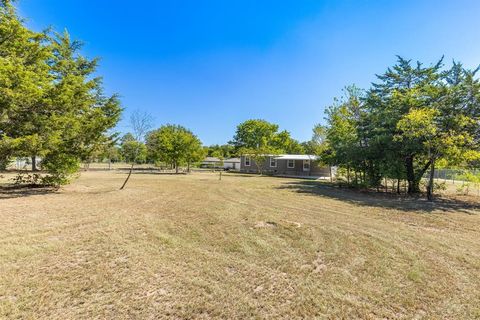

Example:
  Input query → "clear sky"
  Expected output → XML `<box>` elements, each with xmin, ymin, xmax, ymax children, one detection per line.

<box><xmin>18</xmin><ymin>0</ymin><xmax>480</xmax><ymax>145</ymax></box>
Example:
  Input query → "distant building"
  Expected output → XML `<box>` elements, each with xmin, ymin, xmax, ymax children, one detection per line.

<box><xmin>200</xmin><ymin>157</ymin><xmax>241</xmax><ymax>170</ymax></box>
<box><xmin>240</xmin><ymin>154</ymin><xmax>332</xmax><ymax>177</ymax></box>
<box><xmin>200</xmin><ymin>157</ymin><xmax>222</xmax><ymax>168</ymax></box>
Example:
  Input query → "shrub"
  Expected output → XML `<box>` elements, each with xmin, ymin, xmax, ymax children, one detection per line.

<box><xmin>40</xmin><ymin>153</ymin><xmax>80</xmax><ymax>186</ymax></box>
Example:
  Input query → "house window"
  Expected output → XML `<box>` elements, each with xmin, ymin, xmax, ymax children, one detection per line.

<box><xmin>287</xmin><ymin>159</ymin><xmax>295</xmax><ymax>168</ymax></box>
<box><xmin>270</xmin><ymin>157</ymin><xmax>277</xmax><ymax>167</ymax></box>
<box><xmin>303</xmin><ymin>160</ymin><xmax>310</xmax><ymax>171</ymax></box>
<box><xmin>245</xmin><ymin>156</ymin><xmax>251</xmax><ymax>166</ymax></box>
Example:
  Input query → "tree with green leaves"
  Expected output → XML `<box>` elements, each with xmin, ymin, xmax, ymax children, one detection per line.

<box><xmin>0</xmin><ymin>0</ymin><xmax>51</xmax><ymax>171</ymax></box>
<box><xmin>120</xmin><ymin>133</ymin><xmax>147</xmax><ymax>164</ymax></box>
<box><xmin>323</xmin><ymin>57</ymin><xmax>480</xmax><ymax>200</ymax></box>
<box><xmin>205</xmin><ymin>144</ymin><xmax>236</xmax><ymax>159</ymax></box>
<box><xmin>230</xmin><ymin>119</ymin><xmax>279</xmax><ymax>150</ymax></box>
<box><xmin>184</xmin><ymin>131</ymin><xmax>205</xmax><ymax>172</ymax></box>
<box><xmin>98</xmin><ymin>138</ymin><xmax>121</xmax><ymax>170</ymax></box>
<box><xmin>40</xmin><ymin>31</ymin><xmax>121</xmax><ymax>185</ymax></box>
<box><xmin>146</xmin><ymin>124</ymin><xmax>203</xmax><ymax>174</ymax></box>
<box><xmin>324</xmin><ymin>85</ymin><xmax>365</xmax><ymax>185</ymax></box>
<box><xmin>119</xmin><ymin>111</ymin><xmax>153</xmax><ymax>190</ymax></box>
<box><xmin>396</xmin><ymin>65</ymin><xmax>480</xmax><ymax>200</ymax></box>
<box><xmin>302</xmin><ymin>124</ymin><xmax>327</xmax><ymax>155</ymax></box>
<box><xmin>231</xmin><ymin>119</ymin><xmax>304</xmax><ymax>174</ymax></box>
<box><xmin>364</xmin><ymin>56</ymin><xmax>445</xmax><ymax>193</ymax></box>
<box><xmin>0</xmin><ymin>2</ymin><xmax>122</xmax><ymax>185</ymax></box>
<box><xmin>273</xmin><ymin>130</ymin><xmax>304</xmax><ymax>154</ymax></box>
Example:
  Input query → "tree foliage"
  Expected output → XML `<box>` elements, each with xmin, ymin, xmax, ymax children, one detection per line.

<box><xmin>0</xmin><ymin>2</ymin><xmax>121</xmax><ymax>185</ymax></box>
<box><xmin>146</xmin><ymin>124</ymin><xmax>204</xmax><ymax>173</ymax></box>
<box><xmin>322</xmin><ymin>57</ymin><xmax>480</xmax><ymax>199</ymax></box>
<box><xmin>231</xmin><ymin>119</ymin><xmax>303</xmax><ymax>153</ymax></box>
<box><xmin>205</xmin><ymin>144</ymin><xmax>236</xmax><ymax>159</ymax></box>
<box><xmin>120</xmin><ymin>134</ymin><xmax>147</xmax><ymax>164</ymax></box>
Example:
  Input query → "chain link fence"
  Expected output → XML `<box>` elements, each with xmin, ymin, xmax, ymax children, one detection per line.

<box><xmin>426</xmin><ymin>168</ymin><xmax>478</xmax><ymax>183</ymax></box>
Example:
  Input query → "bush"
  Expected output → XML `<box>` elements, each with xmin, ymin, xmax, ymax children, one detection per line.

<box><xmin>40</xmin><ymin>153</ymin><xmax>80</xmax><ymax>186</ymax></box>
<box><xmin>0</xmin><ymin>157</ymin><xmax>9</xmax><ymax>171</ymax></box>
<box><xmin>456</xmin><ymin>183</ymin><xmax>471</xmax><ymax>196</ymax></box>
<box><xmin>434</xmin><ymin>181</ymin><xmax>447</xmax><ymax>192</ymax></box>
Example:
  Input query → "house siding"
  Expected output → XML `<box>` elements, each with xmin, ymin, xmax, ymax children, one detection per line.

<box><xmin>240</xmin><ymin>156</ymin><xmax>330</xmax><ymax>177</ymax></box>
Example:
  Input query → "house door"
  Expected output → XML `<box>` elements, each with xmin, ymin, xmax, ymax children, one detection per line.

<box><xmin>303</xmin><ymin>160</ymin><xmax>310</xmax><ymax>172</ymax></box>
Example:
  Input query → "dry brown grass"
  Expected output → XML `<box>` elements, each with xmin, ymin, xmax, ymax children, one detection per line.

<box><xmin>0</xmin><ymin>171</ymin><xmax>479</xmax><ymax>319</ymax></box>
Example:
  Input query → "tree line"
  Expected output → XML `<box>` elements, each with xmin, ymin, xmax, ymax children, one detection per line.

<box><xmin>117</xmin><ymin>118</ymin><xmax>312</xmax><ymax>171</ymax></box>
<box><xmin>321</xmin><ymin>57</ymin><xmax>480</xmax><ymax>200</ymax></box>
<box><xmin>3</xmin><ymin>1</ymin><xmax>479</xmax><ymax>201</ymax></box>
<box><xmin>116</xmin><ymin>118</ymin><xmax>323</xmax><ymax>167</ymax></box>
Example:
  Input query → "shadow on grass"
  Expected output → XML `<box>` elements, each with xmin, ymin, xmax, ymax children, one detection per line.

<box><xmin>277</xmin><ymin>180</ymin><xmax>479</xmax><ymax>214</ymax></box>
<box><xmin>0</xmin><ymin>185</ymin><xmax>58</xmax><ymax>200</ymax></box>
<box><xmin>119</xmin><ymin>171</ymin><xmax>188</xmax><ymax>176</ymax></box>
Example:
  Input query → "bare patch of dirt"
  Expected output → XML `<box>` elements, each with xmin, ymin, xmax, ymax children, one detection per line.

<box><xmin>254</xmin><ymin>221</ymin><xmax>278</xmax><ymax>228</ymax></box>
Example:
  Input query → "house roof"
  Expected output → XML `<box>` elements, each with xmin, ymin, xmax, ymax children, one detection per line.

<box><xmin>273</xmin><ymin>154</ymin><xmax>319</xmax><ymax>161</ymax></box>
<box><xmin>202</xmin><ymin>157</ymin><xmax>241</xmax><ymax>163</ymax></box>
<box><xmin>202</xmin><ymin>157</ymin><xmax>221</xmax><ymax>162</ymax></box>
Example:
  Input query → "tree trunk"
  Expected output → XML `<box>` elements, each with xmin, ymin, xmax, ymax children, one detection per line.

<box><xmin>120</xmin><ymin>163</ymin><xmax>134</xmax><ymax>190</ymax></box>
<box><xmin>405</xmin><ymin>156</ymin><xmax>418</xmax><ymax>194</ymax></box>
<box><xmin>187</xmin><ymin>161</ymin><xmax>191</xmax><ymax>173</ymax></box>
<box><xmin>427</xmin><ymin>158</ymin><xmax>435</xmax><ymax>201</ymax></box>
<box><xmin>256</xmin><ymin>162</ymin><xmax>263</xmax><ymax>175</ymax></box>
<box><xmin>31</xmin><ymin>156</ymin><xmax>37</xmax><ymax>171</ymax></box>
<box><xmin>175</xmin><ymin>161</ymin><xmax>179</xmax><ymax>174</ymax></box>
<box><xmin>347</xmin><ymin>166</ymin><xmax>351</xmax><ymax>185</ymax></box>
<box><xmin>109</xmin><ymin>159</ymin><xmax>112</xmax><ymax>170</ymax></box>
<box><xmin>329</xmin><ymin>166</ymin><xmax>333</xmax><ymax>183</ymax></box>
<box><xmin>397</xmin><ymin>178</ymin><xmax>401</xmax><ymax>194</ymax></box>
<box><xmin>405</xmin><ymin>156</ymin><xmax>432</xmax><ymax>194</ymax></box>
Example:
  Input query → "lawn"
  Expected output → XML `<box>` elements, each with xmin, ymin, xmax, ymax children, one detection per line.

<box><xmin>0</xmin><ymin>171</ymin><xmax>479</xmax><ymax>319</ymax></box>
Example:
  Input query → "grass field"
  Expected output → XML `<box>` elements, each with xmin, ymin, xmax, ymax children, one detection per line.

<box><xmin>1</xmin><ymin>171</ymin><xmax>480</xmax><ymax>319</ymax></box>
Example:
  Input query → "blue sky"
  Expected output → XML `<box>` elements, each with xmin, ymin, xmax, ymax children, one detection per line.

<box><xmin>18</xmin><ymin>0</ymin><xmax>480</xmax><ymax>145</ymax></box>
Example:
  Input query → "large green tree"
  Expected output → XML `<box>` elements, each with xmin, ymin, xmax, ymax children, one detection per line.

<box><xmin>0</xmin><ymin>0</ymin><xmax>51</xmax><ymax>170</ymax></box>
<box><xmin>146</xmin><ymin>124</ymin><xmax>204</xmax><ymax>174</ymax></box>
<box><xmin>230</xmin><ymin>119</ymin><xmax>279</xmax><ymax>150</ymax></box>
<box><xmin>0</xmin><ymin>2</ymin><xmax>122</xmax><ymax>184</ymax></box>
<box><xmin>302</xmin><ymin>124</ymin><xmax>327</xmax><ymax>155</ymax></box>
<box><xmin>231</xmin><ymin>119</ymin><xmax>304</xmax><ymax>154</ymax></box>
<box><xmin>231</xmin><ymin>119</ymin><xmax>304</xmax><ymax>172</ymax></box>
<box><xmin>324</xmin><ymin>85</ymin><xmax>366</xmax><ymax>185</ymax></box>
<box><xmin>205</xmin><ymin>144</ymin><xmax>236</xmax><ymax>159</ymax></box>
<box><xmin>396</xmin><ymin>64</ymin><xmax>480</xmax><ymax>200</ymax></box>
<box><xmin>364</xmin><ymin>57</ymin><xmax>444</xmax><ymax>193</ymax></box>
<box><xmin>231</xmin><ymin>119</ymin><xmax>295</xmax><ymax>174</ymax></box>
<box><xmin>120</xmin><ymin>133</ymin><xmax>147</xmax><ymax>164</ymax></box>
<box><xmin>323</xmin><ymin>57</ymin><xmax>480</xmax><ymax>199</ymax></box>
